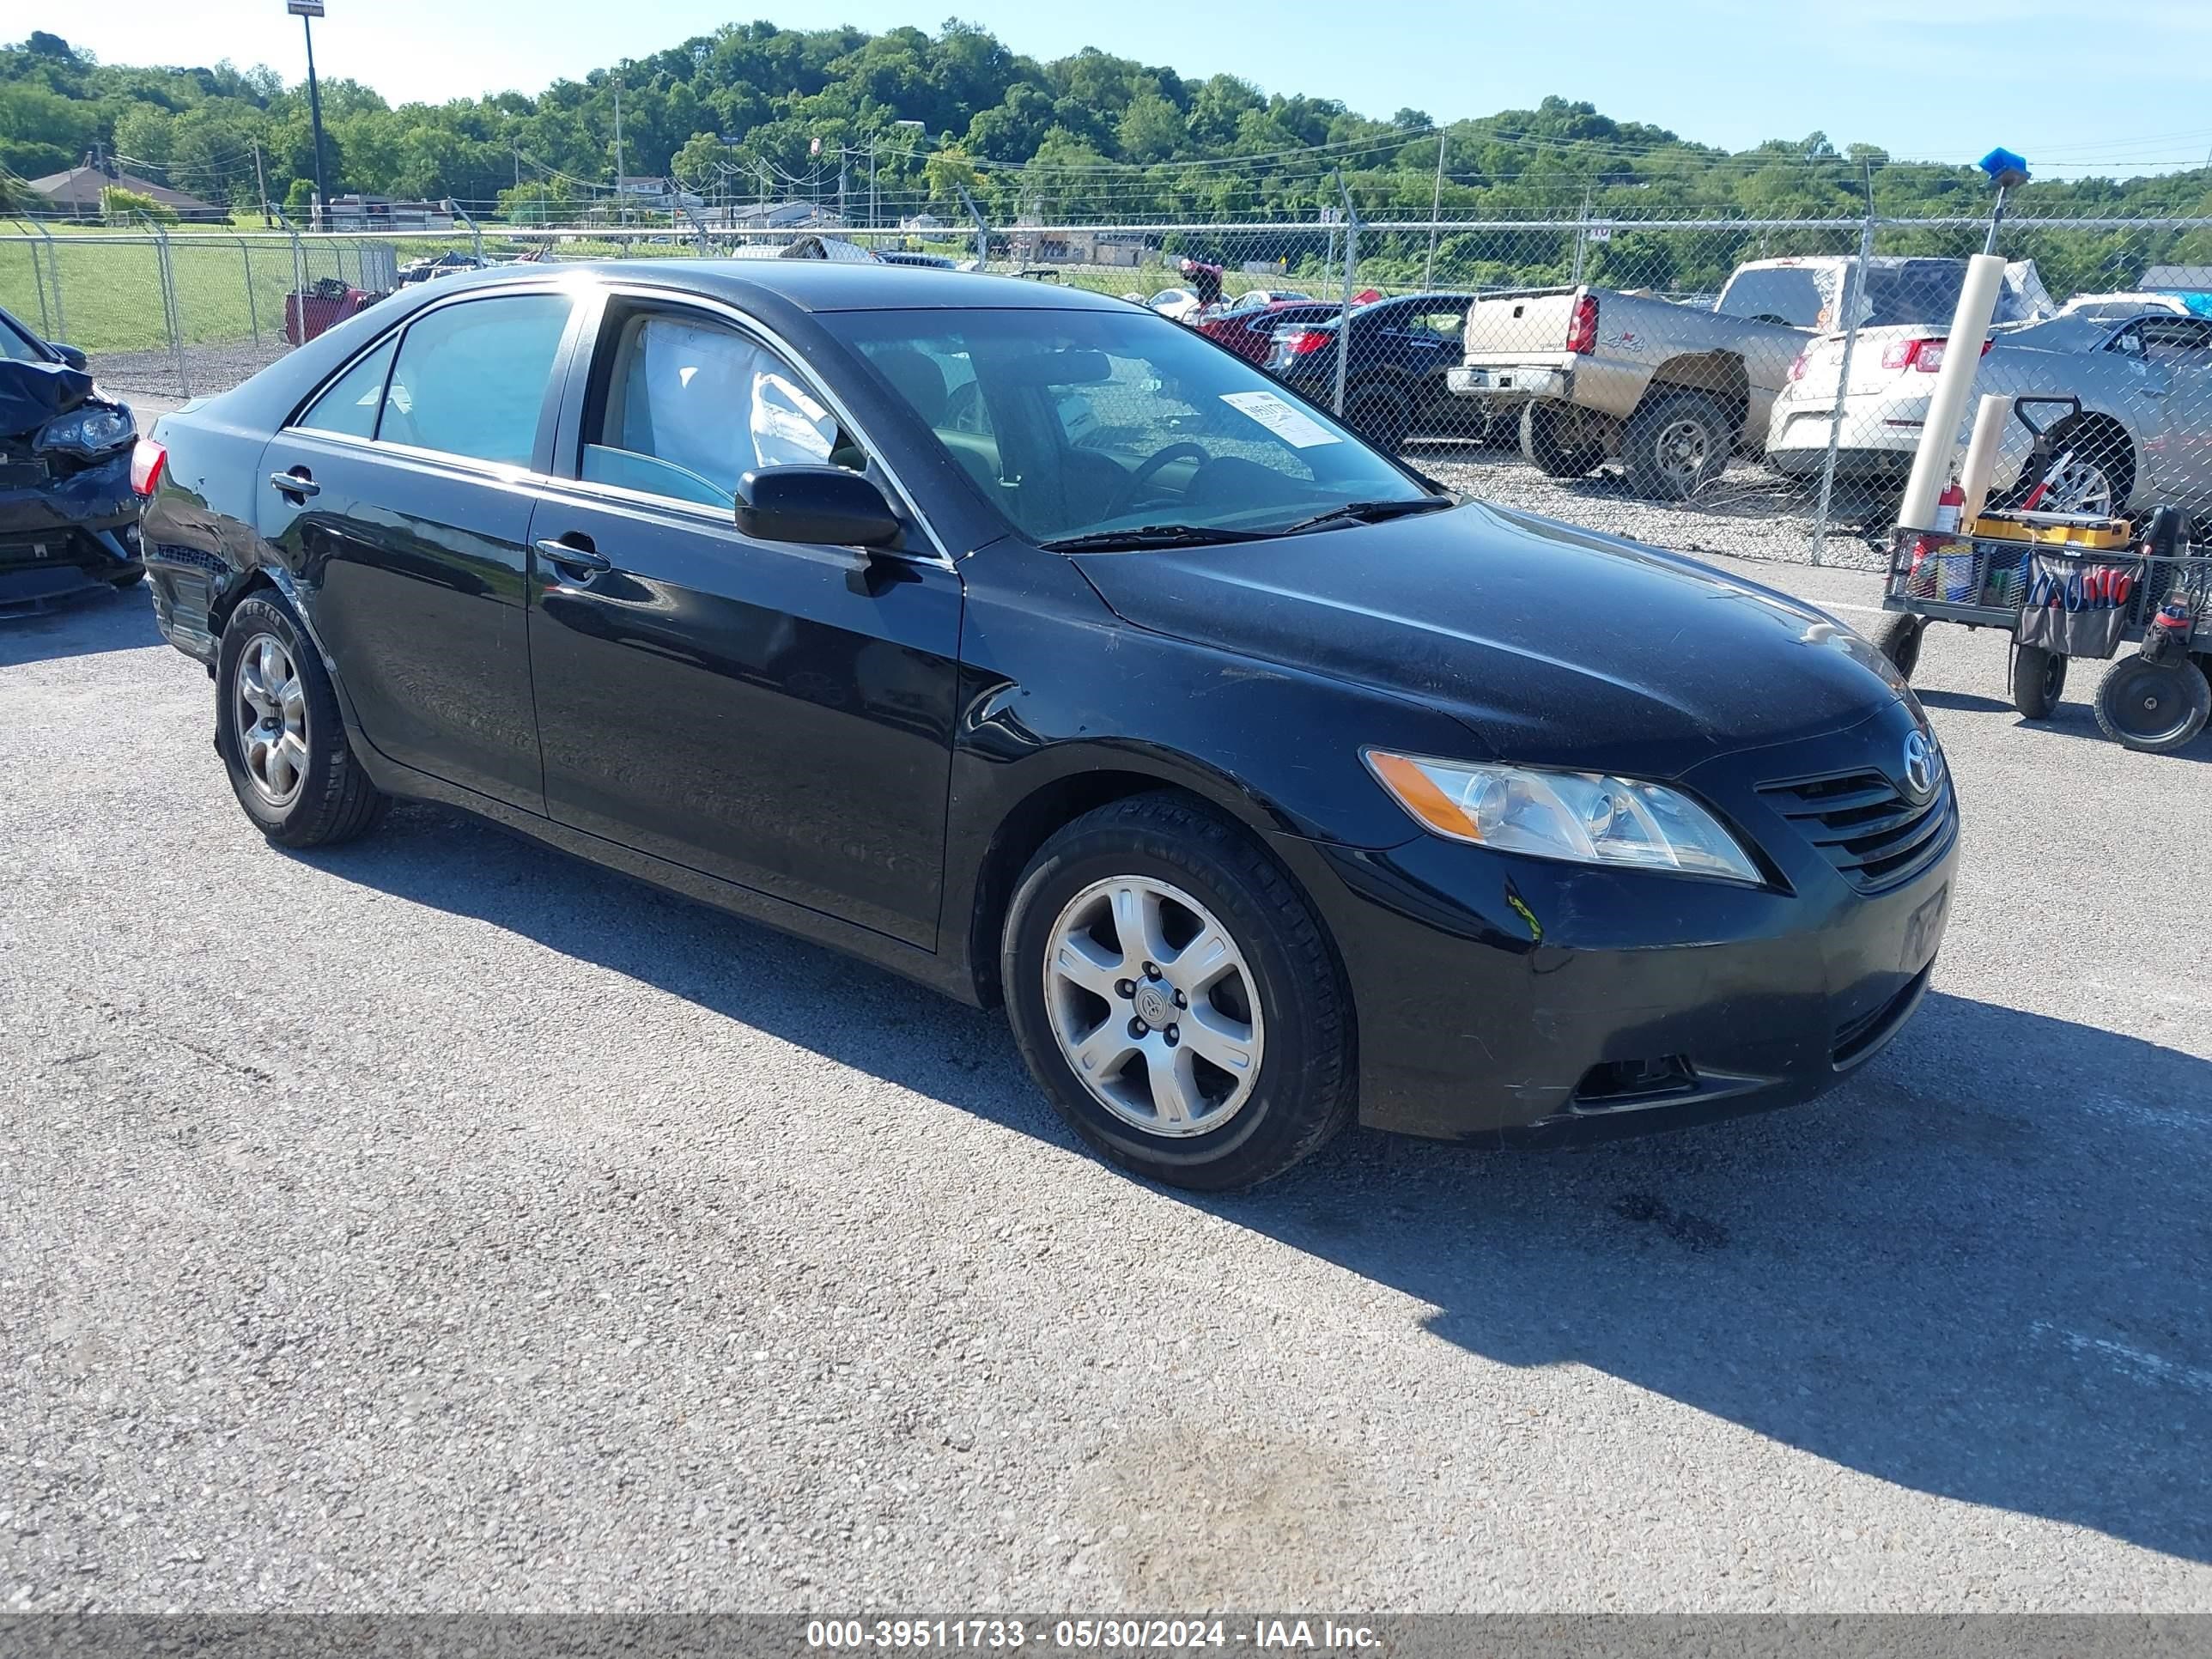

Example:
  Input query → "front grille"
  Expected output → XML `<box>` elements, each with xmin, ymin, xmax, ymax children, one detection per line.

<box><xmin>1759</xmin><ymin>768</ymin><xmax>1954</xmax><ymax>892</ymax></box>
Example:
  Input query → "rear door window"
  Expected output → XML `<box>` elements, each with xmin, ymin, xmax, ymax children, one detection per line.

<box><xmin>378</xmin><ymin>293</ymin><xmax>572</xmax><ymax>468</ymax></box>
<box><xmin>296</xmin><ymin>336</ymin><xmax>398</xmax><ymax>439</ymax></box>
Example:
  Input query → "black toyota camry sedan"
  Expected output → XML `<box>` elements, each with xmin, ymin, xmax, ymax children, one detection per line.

<box><xmin>134</xmin><ymin>261</ymin><xmax>1955</xmax><ymax>1190</ymax></box>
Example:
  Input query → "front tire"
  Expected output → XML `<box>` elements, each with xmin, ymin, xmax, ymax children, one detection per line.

<box><xmin>1866</xmin><ymin>611</ymin><xmax>1924</xmax><ymax>680</ymax></box>
<box><xmin>1345</xmin><ymin>385</ymin><xmax>1412</xmax><ymax>454</ymax></box>
<box><xmin>1520</xmin><ymin>400</ymin><xmax>1605</xmax><ymax>478</ymax></box>
<box><xmin>216</xmin><ymin>592</ymin><xmax>389</xmax><ymax>847</ymax></box>
<box><xmin>1001</xmin><ymin>793</ymin><xmax>1355</xmax><ymax>1191</ymax></box>
<box><xmin>2094</xmin><ymin>654</ymin><xmax>2211</xmax><ymax>754</ymax></box>
<box><xmin>2010</xmin><ymin>643</ymin><xmax>2068</xmax><ymax>720</ymax></box>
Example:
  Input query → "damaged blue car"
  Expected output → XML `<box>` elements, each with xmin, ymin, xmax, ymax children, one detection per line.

<box><xmin>0</xmin><ymin>304</ymin><xmax>143</xmax><ymax>611</ymax></box>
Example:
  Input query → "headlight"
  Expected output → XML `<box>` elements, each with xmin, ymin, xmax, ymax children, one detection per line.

<box><xmin>36</xmin><ymin>404</ymin><xmax>137</xmax><ymax>457</ymax></box>
<box><xmin>1364</xmin><ymin>750</ymin><xmax>1763</xmax><ymax>884</ymax></box>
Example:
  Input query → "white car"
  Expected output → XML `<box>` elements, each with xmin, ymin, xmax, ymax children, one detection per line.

<box><xmin>1220</xmin><ymin>289</ymin><xmax>1314</xmax><ymax>313</ymax></box>
<box><xmin>1146</xmin><ymin>287</ymin><xmax>1202</xmax><ymax>321</ymax></box>
<box><xmin>2058</xmin><ymin>291</ymin><xmax>2200</xmax><ymax>320</ymax></box>
<box><xmin>1767</xmin><ymin>307</ymin><xmax>2212</xmax><ymax>515</ymax></box>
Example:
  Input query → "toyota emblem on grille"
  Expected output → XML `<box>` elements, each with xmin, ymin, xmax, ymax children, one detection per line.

<box><xmin>1900</xmin><ymin>730</ymin><xmax>1940</xmax><ymax>802</ymax></box>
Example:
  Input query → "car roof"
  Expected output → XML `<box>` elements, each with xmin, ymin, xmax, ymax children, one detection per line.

<box><xmin>440</xmin><ymin>257</ymin><xmax>1130</xmax><ymax>314</ymax></box>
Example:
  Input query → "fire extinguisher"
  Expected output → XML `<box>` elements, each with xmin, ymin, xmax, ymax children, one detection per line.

<box><xmin>1934</xmin><ymin>475</ymin><xmax>1966</xmax><ymax>535</ymax></box>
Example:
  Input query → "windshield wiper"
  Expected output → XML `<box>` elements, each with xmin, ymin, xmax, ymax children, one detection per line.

<box><xmin>1038</xmin><ymin>523</ymin><xmax>1278</xmax><ymax>552</ymax></box>
<box><xmin>1274</xmin><ymin>496</ymin><xmax>1458</xmax><ymax>537</ymax></box>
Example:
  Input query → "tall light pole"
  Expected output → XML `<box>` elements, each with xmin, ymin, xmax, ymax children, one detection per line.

<box><xmin>286</xmin><ymin>0</ymin><xmax>330</xmax><ymax>228</ymax></box>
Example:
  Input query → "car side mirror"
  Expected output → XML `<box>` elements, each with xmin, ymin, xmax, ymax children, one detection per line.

<box><xmin>52</xmin><ymin>343</ymin><xmax>88</xmax><ymax>370</ymax></box>
<box><xmin>735</xmin><ymin>465</ymin><xmax>902</xmax><ymax>548</ymax></box>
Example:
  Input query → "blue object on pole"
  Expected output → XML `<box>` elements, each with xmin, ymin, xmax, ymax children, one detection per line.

<box><xmin>1978</xmin><ymin>149</ymin><xmax>2030</xmax><ymax>189</ymax></box>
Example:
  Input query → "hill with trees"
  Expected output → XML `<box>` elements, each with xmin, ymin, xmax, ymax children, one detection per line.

<box><xmin>5</xmin><ymin>19</ymin><xmax>2209</xmax><ymax>292</ymax></box>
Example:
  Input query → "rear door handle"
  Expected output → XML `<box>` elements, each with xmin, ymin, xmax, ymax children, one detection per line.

<box><xmin>270</xmin><ymin>470</ymin><xmax>319</xmax><ymax>497</ymax></box>
<box><xmin>535</xmin><ymin>536</ymin><xmax>611</xmax><ymax>574</ymax></box>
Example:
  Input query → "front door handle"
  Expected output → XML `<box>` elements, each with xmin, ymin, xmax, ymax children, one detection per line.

<box><xmin>270</xmin><ymin>469</ymin><xmax>319</xmax><ymax>498</ymax></box>
<box><xmin>535</xmin><ymin>536</ymin><xmax>611</xmax><ymax>574</ymax></box>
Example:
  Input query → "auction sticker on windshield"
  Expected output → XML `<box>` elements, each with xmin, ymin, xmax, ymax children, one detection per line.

<box><xmin>1218</xmin><ymin>391</ymin><xmax>1341</xmax><ymax>448</ymax></box>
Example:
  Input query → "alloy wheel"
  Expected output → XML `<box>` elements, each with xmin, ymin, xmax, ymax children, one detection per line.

<box><xmin>2037</xmin><ymin>455</ymin><xmax>2116</xmax><ymax>518</ymax></box>
<box><xmin>1656</xmin><ymin>416</ymin><xmax>1712</xmax><ymax>489</ymax></box>
<box><xmin>1042</xmin><ymin>875</ymin><xmax>1264</xmax><ymax>1138</ymax></box>
<box><xmin>233</xmin><ymin>631</ymin><xmax>310</xmax><ymax>809</ymax></box>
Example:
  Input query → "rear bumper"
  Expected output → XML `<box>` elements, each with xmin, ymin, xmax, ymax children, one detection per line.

<box><xmin>1449</xmin><ymin>363</ymin><xmax>1571</xmax><ymax>402</ymax></box>
<box><xmin>1767</xmin><ymin>398</ymin><xmax>2032</xmax><ymax>485</ymax></box>
<box><xmin>1278</xmin><ymin>702</ymin><xmax>1959</xmax><ymax>1147</ymax></box>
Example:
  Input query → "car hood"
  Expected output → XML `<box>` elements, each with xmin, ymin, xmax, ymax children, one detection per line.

<box><xmin>0</xmin><ymin>357</ymin><xmax>97</xmax><ymax>440</ymax></box>
<box><xmin>1072</xmin><ymin>500</ymin><xmax>1907</xmax><ymax>778</ymax></box>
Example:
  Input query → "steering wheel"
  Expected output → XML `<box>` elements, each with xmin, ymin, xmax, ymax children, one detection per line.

<box><xmin>1108</xmin><ymin>441</ymin><xmax>1212</xmax><ymax>517</ymax></box>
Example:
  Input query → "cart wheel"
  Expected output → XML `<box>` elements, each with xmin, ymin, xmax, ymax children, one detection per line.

<box><xmin>1866</xmin><ymin>611</ymin><xmax>1924</xmax><ymax>680</ymax></box>
<box><xmin>2009</xmin><ymin>644</ymin><xmax>2068</xmax><ymax>720</ymax></box>
<box><xmin>2093</xmin><ymin>654</ymin><xmax>2211</xmax><ymax>754</ymax></box>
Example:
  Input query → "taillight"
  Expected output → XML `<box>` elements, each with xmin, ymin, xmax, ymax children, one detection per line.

<box><xmin>130</xmin><ymin>438</ymin><xmax>167</xmax><ymax>496</ymax></box>
<box><xmin>1879</xmin><ymin>336</ymin><xmax>1993</xmax><ymax>374</ymax></box>
<box><xmin>1273</xmin><ymin>329</ymin><xmax>1328</xmax><ymax>356</ymax></box>
<box><xmin>1564</xmin><ymin>294</ymin><xmax>1599</xmax><ymax>355</ymax></box>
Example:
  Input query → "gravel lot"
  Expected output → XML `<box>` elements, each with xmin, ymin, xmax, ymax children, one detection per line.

<box><xmin>5</xmin><ymin>546</ymin><xmax>2209</xmax><ymax>1614</ymax></box>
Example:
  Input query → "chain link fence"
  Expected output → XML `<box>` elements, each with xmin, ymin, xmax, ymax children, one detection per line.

<box><xmin>6</xmin><ymin>211</ymin><xmax>2209</xmax><ymax>568</ymax></box>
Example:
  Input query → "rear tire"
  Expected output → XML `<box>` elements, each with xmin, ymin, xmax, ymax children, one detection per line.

<box><xmin>2001</xmin><ymin>416</ymin><xmax>2135</xmax><ymax>516</ymax></box>
<box><xmin>216</xmin><ymin>592</ymin><xmax>389</xmax><ymax>848</ymax></box>
<box><xmin>1345</xmin><ymin>385</ymin><xmax>1412</xmax><ymax>454</ymax></box>
<box><xmin>2009</xmin><ymin>643</ymin><xmax>2068</xmax><ymax>720</ymax></box>
<box><xmin>2093</xmin><ymin>654</ymin><xmax>2210</xmax><ymax>754</ymax></box>
<box><xmin>1520</xmin><ymin>401</ymin><xmax>1605</xmax><ymax>478</ymax></box>
<box><xmin>1001</xmin><ymin>792</ymin><xmax>1355</xmax><ymax>1191</ymax></box>
<box><xmin>1866</xmin><ymin>611</ymin><xmax>1924</xmax><ymax>680</ymax></box>
<box><xmin>1622</xmin><ymin>390</ymin><xmax>1732</xmax><ymax>499</ymax></box>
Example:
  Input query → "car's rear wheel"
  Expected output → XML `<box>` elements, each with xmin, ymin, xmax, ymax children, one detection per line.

<box><xmin>2009</xmin><ymin>643</ymin><xmax>2068</xmax><ymax>720</ymax></box>
<box><xmin>1866</xmin><ymin>611</ymin><xmax>1924</xmax><ymax>680</ymax></box>
<box><xmin>1623</xmin><ymin>390</ymin><xmax>1732</xmax><ymax>499</ymax></box>
<box><xmin>2094</xmin><ymin>654</ymin><xmax>2211</xmax><ymax>754</ymax></box>
<box><xmin>1520</xmin><ymin>401</ymin><xmax>1605</xmax><ymax>478</ymax></box>
<box><xmin>216</xmin><ymin>592</ymin><xmax>388</xmax><ymax>847</ymax></box>
<box><xmin>1345</xmin><ymin>385</ymin><xmax>1412</xmax><ymax>454</ymax></box>
<box><xmin>1002</xmin><ymin>793</ymin><xmax>1355</xmax><ymax>1191</ymax></box>
<box><xmin>2003</xmin><ymin>416</ymin><xmax>2134</xmax><ymax>517</ymax></box>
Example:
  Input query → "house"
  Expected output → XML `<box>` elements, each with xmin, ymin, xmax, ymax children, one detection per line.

<box><xmin>27</xmin><ymin>163</ymin><xmax>225</xmax><ymax>222</ymax></box>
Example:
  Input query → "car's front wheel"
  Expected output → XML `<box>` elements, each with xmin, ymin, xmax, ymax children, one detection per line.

<box><xmin>1002</xmin><ymin>793</ymin><xmax>1355</xmax><ymax>1191</ymax></box>
<box><xmin>215</xmin><ymin>592</ymin><xmax>388</xmax><ymax>847</ymax></box>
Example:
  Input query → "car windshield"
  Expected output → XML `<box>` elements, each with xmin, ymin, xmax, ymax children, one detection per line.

<box><xmin>827</xmin><ymin>306</ymin><xmax>1433</xmax><ymax>546</ymax></box>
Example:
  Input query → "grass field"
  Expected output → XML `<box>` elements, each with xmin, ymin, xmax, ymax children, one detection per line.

<box><xmin>0</xmin><ymin>223</ymin><xmax>1349</xmax><ymax>357</ymax></box>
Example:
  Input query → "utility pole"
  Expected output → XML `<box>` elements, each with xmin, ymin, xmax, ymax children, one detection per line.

<box><xmin>868</xmin><ymin>140</ymin><xmax>878</xmax><ymax>230</ymax></box>
<box><xmin>1425</xmin><ymin>131</ymin><xmax>1445</xmax><ymax>289</ymax></box>
<box><xmin>287</xmin><ymin>0</ymin><xmax>331</xmax><ymax>230</ymax></box>
<box><xmin>252</xmin><ymin>138</ymin><xmax>272</xmax><ymax>228</ymax></box>
<box><xmin>611</xmin><ymin>78</ymin><xmax>624</xmax><ymax>225</ymax></box>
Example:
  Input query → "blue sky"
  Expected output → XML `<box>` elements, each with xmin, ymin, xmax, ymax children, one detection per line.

<box><xmin>43</xmin><ymin>0</ymin><xmax>2212</xmax><ymax>178</ymax></box>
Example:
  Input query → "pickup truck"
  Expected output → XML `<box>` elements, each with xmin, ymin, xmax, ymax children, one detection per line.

<box><xmin>1447</xmin><ymin>255</ymin><xmax>2041</xmax><ymax>499</ymax></box>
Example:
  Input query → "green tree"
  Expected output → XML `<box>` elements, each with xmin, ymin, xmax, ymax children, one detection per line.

<box><xmin>100</xmin><ymin>184</ymin><xmax>173</xmax><ymax>223</ymax></box>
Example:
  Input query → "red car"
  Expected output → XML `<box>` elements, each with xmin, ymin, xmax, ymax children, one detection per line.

<box><xmin>1197</xmin><ymin>298</ymin><xmax>1338</xmax><ymax>364</ymax></box>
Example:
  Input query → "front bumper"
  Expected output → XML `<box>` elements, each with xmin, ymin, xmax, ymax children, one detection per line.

<box><xmin>1282</xmin><ymin>701</ymin><xmax>1959</xmax><ymax>1147</ymax></box>
<box><xmin>0</xmin><ymin>447</ymin><xmax>144</xmax><ymax>606</ymax></box>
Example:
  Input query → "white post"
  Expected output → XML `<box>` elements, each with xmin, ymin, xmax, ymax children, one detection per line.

<box><xmin>1897</xmin><ymin>252</ymin><xmax>2007</xmax><ymax>529</ymax></box>
<box><xmin>1424</xmin><ymin>134</ymin><xmax>1444</xmax><ymax>289</ymax></box>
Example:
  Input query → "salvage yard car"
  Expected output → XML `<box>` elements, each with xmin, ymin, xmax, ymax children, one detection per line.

<box><xmin>133</xmin><ymin>262</ymin><xmax>1956</xmax><ymax>1189</ymax></box>
<box><xmin>1449</xmin><ymin>255</ymin><xmax>2050</xmax><ymax>499</ymax></box>
<box><xmin>1768</xmin><ymin>306</ymin><xmax>2212</xmax><ymax>515</ymax></box>
<box><xmin>0</xmin><ymin>303</ymin><xmax>144</xmax><ymax>609</ymax></box>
